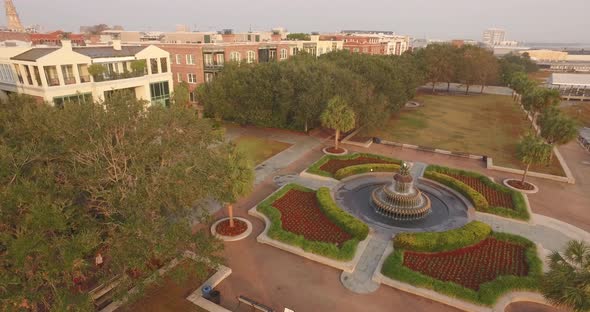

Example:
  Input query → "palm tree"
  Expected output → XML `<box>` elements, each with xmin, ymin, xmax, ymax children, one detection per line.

<box><xmin>542</xmin><ymin>240</ymin><xmax>590</xmax><ymax>312</ymax></box>
<box><xmin>216</xmin><ymin>144</ymin><xmax>254</xmax><ymax>227</ymax></box>
<box><xmin>320</xmin><ymin>96</ymin><xmax>356</xmax><ymax>152</ymax></box>
<box><xmin>517</xmin><ymin>134</ymin><xmax>552</xmax><ymax>184</ymax></box>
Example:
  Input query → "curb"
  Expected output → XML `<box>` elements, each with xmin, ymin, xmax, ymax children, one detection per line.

<box><xmin>502</xmin><ymin>179</ymin><xmax>539</xmax><ymax>194</ymax></box>
<box><xmin>211</xmin><ymin>217</ymin><xmax>253</xmax><ymax>242</ymax></box>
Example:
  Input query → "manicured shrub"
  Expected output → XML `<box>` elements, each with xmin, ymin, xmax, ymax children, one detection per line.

<box><xmin>334</xmin><ymin>163</ymin><xmax>401</xmax><ymax>180</ymax></box>
<box><xmin>257</xmin><ymin>183</ymin><xmax>363</xmax><ymax>261</ymax></box>
<box><xmin>316</xmin><ymin>187</ymin><xmax>369</xmax><ymax>240</ymax></box>
<box><xmin>424</xmin><ymin>171</ymin><xmax>489</xmax><ymax>210</ymax></box>
<box><xmin>307</xmin><ymin>153</ymin><xmax>401</xmax><ymax>178</ymax></box>
<box><xmin>394</xmin><ymin>221</ymin><xmax>491</xmax><ymax>252</ymax></box>
<box><xmin>425</xmin><ymin>165</ymin><xmax>530</xmax><ymax>221</ymax></box>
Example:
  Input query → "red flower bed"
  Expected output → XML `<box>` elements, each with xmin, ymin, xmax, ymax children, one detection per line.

<box><xmin>447</xmin><ymin>174</ymin><xmax>514</xmax><ymax>209</ymax></box>
<box><xmin>507</xmin><ymin>180</ymin><xmax>535</xmax><ymax>191</ymax></box>
<box><xmin>403</xmin><ymin>238</ymin><xmax>528</xmax><ymax>290</ymax></box>
<box><xmin>320</xmin><ymin>157</ymin><xmax>395</xmax><ymax>175</ymax></box>
<box><xmin>272</xmin><ymin>189</ymin><xmax>352</xmax><ymax>246</ymax></box>
<box><xmin>216</xmin><ymin>219</ymin><xmax>248</xmax><ymax>237</ymax></box>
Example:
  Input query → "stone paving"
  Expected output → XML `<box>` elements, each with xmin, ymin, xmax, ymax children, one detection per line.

<box><xmin>340</xmin><ymin>231</ymin><xmax>390</xmax><ymax>294</ymax></box>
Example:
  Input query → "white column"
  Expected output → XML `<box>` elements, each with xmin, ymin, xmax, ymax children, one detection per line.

<box><xmin>39</xmin><ymin>65</ymin><xmax>48</xmax><ymax>87</ymax></box>
<box><xmin>72</xmin><ymin>64</ymin><xmax>81</xmax><ymax>84</ymax></box>
<box><xmin>157</xmin><ymin>58</ymin><xmax>162</xmax><ymax>74</ymax></box>
<box><xmin>147</xmin><ymin>59</ymin><xmax>152</xmax><ymax>75</ymax></box>
<box><xmin>56</xmin><ymin>65</ymin><xmax>65</xmax><ymax>86</ymax></box>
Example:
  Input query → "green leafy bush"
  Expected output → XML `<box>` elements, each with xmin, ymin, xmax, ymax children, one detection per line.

<box><xmin>307</xmin><ymin>153</ymin><xmax>401</xmax><ymax>178</ymax></box>
<box><xmin>425</xmin><ymin>165</ymin><xmax>530</xmax><ymax>221</ymax></box>
<box><xmin>316</xmin><ymin>187</ymin><xmax>369</xmax><ymax>240</ymax></box>
<box><xmin>334</xmin><ymin>163</ymin><xmax>401</xmax><ymax>180</ymax></box>
<box><xmin>424</xmin><ymin>171</ymin><xmax>489</xmax><ymax>210</ymax></box>
<box><xmin>382</xmin><ymin>231</ymin><xmax>542</xmax><ymax>306</ymax></box>
<box><xmin>394</xmin><ymin>221</ymin><xmax>491</xmax><ymax>252</ymax></box>
<box><xmin>256</xmin><ymin>184</ymin><xmax>363</xmax><ymax>261</ymax></box>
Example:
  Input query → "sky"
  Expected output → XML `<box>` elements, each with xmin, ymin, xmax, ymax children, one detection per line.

<box><xmin>5</xmin><ymin>0</ymin><xmax>590</xmax><ymax>43</ymax></box>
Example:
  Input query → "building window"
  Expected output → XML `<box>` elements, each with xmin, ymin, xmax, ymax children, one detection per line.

<box><xmin>189</xmin><ymin>91</ymin><xmax>197</xmax><ymax>103</ymax></box>
<box><xmin>14</xmin><ymin>65</ymin><xmax>23</xmax><ymax>84</ymax></box>
<box><xmin>177</xmin><ymin>73</ymin><xmax>182</xmax><ymax>82</ymax></box>
<box><xmin>204</xmin><ymin>54</ymin><xmax>213</xmax><ymax>66</ymax></box>
<box><xmin>230</xmin><ymin>52</ymin><xmax>241</xmax><ymax>63</ymax></box>
<box><xmin>61</xmin><ymin>65</ymin><xmax>75</xmax><ymax>85</ymax></box>
<box><xmin>280</xmin><ymin>48</ymin><xmax>288</xmax><ymax>60</ymax></box>
<box><xmin>176</xmin><ymin>54</ymin><xmax>182</xmax><ymax>64</ymax></box>
<box><xmin>247</xmin><ymin>51</ymin><xmax>255</xmax><ymax>64</ymax></box>
<box><xmin>205</xmin><ymin>73</ymin><xmax>214</xmax><ymax>83</ymax></box>
<box><xmin>186</xmin><ymin>54</ymin><xmax>195</xmax><ymax>65</ymax></box>
<box><xmin>187</xmin><ymin>73</ymin><xmax>197</xmax><ymax>84</ymax></box>
<box><xmin>32</xmin><ymin>66</ymin><xmax>42</xmax><ymax>86</ymax></box>
<box><xmin>269</xmin><ymin>50</ymin><xmax>276</xmax><ymax>60</ymax></box>
<box><xmin>53</xmin><ymin>93</ymin><xmax>92</xmax><ymax>108</ymax></box>
<box><xmin>216</xmin><ymin>54</ymin><xmax>224</xmax><ymax>65</ymax></box>
<box><xmin>160</xmin><ymin>58</ymin><xmax>168</xmax><ymax>73</ymax></box>
<box><xmin>149</xmin><ymin>81</ymin><xmax>170</xmax><ymax>106</ymax></box>
<box><xmin>353</xmin><ymin>48</ymin><xmax>359</xmax><ymax>53</ymax></box>
<box><xmin>150</xmin><ymin>58</ymin><xmax>159</xmax><ymax>74</ymax></box>
<box><xmin>24</xmin><ymin>65</ymin><xmax>33</xmax><ymax>85</ymax></box>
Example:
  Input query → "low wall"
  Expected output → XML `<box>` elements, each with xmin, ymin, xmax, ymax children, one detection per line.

<box><xmin>486</xmin><ymin>155</ymin><xmax>574</xmax><ymax>184</ymax></box>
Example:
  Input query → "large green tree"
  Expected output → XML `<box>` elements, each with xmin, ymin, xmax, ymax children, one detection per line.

<box><xmin>0</xmin><ymin>94</ymin><xmax>252</xmax><ymax>310</ymax></box>
<box><xmin>539</xmin><ymin>106</ymin><xmax>578</xmax><ymax>146</ymax></box>
<box><xmin>517</xmin><ymin>133</ymin><xmax>552</xmax><ymax>184</ymax></box>
<box><xmin>320</xmin><ymin>96</ymin><xmax>356</xmax><ymax>151</ymax></box>
<box><xmin>542</xmin><ymin>240</ymin><xmax>590</xmax><ymax>312</ymax></box>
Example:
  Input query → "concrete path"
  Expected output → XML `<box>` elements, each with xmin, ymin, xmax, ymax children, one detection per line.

<box><xmin>340</xmin><ymin>231</ymin><xmax>390</xmax><ymax>294</ymax></box>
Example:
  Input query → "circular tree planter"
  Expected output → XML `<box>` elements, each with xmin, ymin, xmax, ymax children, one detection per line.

<box><xmin>323</xmin><ymin>146</ymin><xmax>348</xmax><ymax>156</ymax></box>
<box><xmin>503</xmin><ymin>179</ymin><xmax>539</xmax><ymax>194</ymax></box>
<box><xmin>405</xmin><ymin>101</ymin><xmax>422</xmax><ymax>108</ymax></box>
<box><xmin>211</xmin><ymin>217</ymin><xmax>252</xmax><ymax>242</ymax></box>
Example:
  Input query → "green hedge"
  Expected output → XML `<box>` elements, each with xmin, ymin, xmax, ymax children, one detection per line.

<box><xmin>307</xmin><ymin>153</ymin><xmax>401</xmax><ymax>179</ymax></box>
<box><xmin>382</xmin><ymin>231</ymin><xmax>542</xmax><ymax>306</ymax></box>
<box><xmin>425</xmin><ymin>165</ymin><xmax>530</xmax><ymax>221</ymax></box>
<box><xmin>257</xmin><ymin>183</ymin><xmax>363</xmax><ymax>261</ymax></box>
<box><xmin>394</xmin><ymin>221</ymin><xmax>492</xmax><ymax>252</ymax></box>
<box><xmin>334</xmin><ymin>163</ymin><xmax>401</xmax><ymax>180</ymax></box>
<box><xmin>316</xmin><ymin>187</ymin><xmax>369</xmax><ymax>240</ymax></box>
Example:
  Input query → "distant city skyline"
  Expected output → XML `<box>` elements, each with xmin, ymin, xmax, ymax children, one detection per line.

<box><xmin>2</xmin><ymin>0</ymin><xmax>589</xmax><ymax>43</ymax></box>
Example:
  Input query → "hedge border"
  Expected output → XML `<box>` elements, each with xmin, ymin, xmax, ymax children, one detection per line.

<box><xmin>382</xmin><ymin>229</ymin><xmax>542</xmax><ymax>306</ymax></box>
<box><xmin>306</xmin><ymin>153</ymin><xmax>401</xmax><ymax>179</ymax></box>
<box><xmin>256</xmin><ymin>183</ymin><xmax>363</xmax><ymax>261</ymax></box>
<box><xmin>394</xmin><ymin>221</ymin><xmax>492</xmax><ymax>252</ymax></box>
<box><xmin>316</xmin><ymin>187</ymin><xmax>369</xmax><ymax>240</ymax></box>
<box><xmin>425</xmin><ymin>165</ymin><xmax>530</xmax><ymax>221</ymax></box>
<box><xmin>334</xmin><ymin>163</ymin><xmax>401</xmax><ymax>180</ymax></box>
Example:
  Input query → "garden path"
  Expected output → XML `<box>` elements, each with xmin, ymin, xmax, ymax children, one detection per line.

<box><xmin>340</xmin><ymin>231</ymin><xmax>390</xmax><ymax>294</ymax></box>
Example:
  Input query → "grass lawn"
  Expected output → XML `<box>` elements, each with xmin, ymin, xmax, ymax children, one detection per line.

<box><xmin>366</xmin><ymin>94</ymin><xmax>565</xmax><ymax>176</ymax></box>
<box><xmin>234</xmin><ymin>135</ymin><xmax>292</xmax><ymax>165</ymax></box>
<box><xmin>561</xmin><ymin>103</ymin><xmax>590</xmax><ymax>127</ymax></box>
<box><xmin>119</xmin><ymin>261</ymin><xmax>210</xmax><ymax>312</ymax></box>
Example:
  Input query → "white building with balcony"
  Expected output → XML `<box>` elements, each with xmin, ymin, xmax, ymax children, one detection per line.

<box><xmin>0</xmin><ymin>40</ymin><xmax>174</xmax><ymax>106</ymax></box>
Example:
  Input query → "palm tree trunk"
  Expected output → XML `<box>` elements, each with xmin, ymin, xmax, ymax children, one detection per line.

<box><xmin>228</xmin><ymin>204</ymin><xmax>234</xmax><ymax>227</ymax></box>
<box><xmin>465</xmin><ymin>84</ymin><xmax>470</xmax><ymax>95</ymax></box>
<box><xmin>304</xmin><ymin>120</ymin><xmax>308</xmax><ymax>133</ymax></box>
<box><xmin>432</xmin><ymin>82</ymin><xmax>436</xmax><ymax>93</ymax></box>
<box><xmin>335</xmin><ymin>129</ymin><xmax>340</xmax><ymax>151</ymax></box>
<box><xmin>447</xmin><ymin>82</ymin><xmax>451</xmax><ymax>92</ymax></box>
<box><xmin>480</xmin><ymin>84</ymin><xmax>485</xmax><ymax>94</ymax></box>
<box><xmin>521</xmin><ymin>164</ymin><xmax>530</xmax><ymax>184</ymax></box>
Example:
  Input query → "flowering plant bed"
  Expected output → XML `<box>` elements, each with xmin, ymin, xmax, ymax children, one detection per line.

<box><xmin>257</xmin><ymin>184</ymin><xmax>369</xmax><ymax>260</ymax></box>
<box><xmin>424</xmin><ymin>165</ymin><xmax>529</xmax><ymax>221</ymax></box>
<box><xmin>215</xmin><ymin>219</ymin><xmax>248</xmax><ymax>237</ymax></box>
<box><xmin>307</xmin><ymin>153</ymin><xmax>401</xmax><ymax>179</ymax></box>
<box><xmin>382</xmin><ymin>224</ymin><xmax>542</xmax><ymax>306</ymax></box>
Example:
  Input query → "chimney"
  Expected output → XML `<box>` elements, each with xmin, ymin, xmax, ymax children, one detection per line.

<box><xmin>61</xmin><ymin>39</ymin><xmax>72</xmax><ymax>51</ymax></box>
<box><xmin>112</xmin><ymin>39</ymin><xmax>122</xmax><ymax>51</ymax></box>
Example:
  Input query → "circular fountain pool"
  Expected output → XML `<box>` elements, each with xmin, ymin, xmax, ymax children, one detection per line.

<box><xmin>334</xmin><ymin>174</ymin><xmax>470</xmax><ymax>233</ymax></box>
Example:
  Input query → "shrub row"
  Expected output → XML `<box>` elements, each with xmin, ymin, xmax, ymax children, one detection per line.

<box><xmin>394</xmin><ymin>221</ymin><xmax>492</xmax><ymax>252</ymax></box>
<box><xmin>307</xmin><ymin>153</ymin><xmax>401</xmax><ymax>178</ymax></box>
<box><xmin>256</xmin><ymin>183</ymin><xmax>361</xmax><ymax>261</ymax></box>
<box><xmin>425</xmin><ymin>165</ymin><xmax>530</xmax><ymax>221</ymax></box>
<box><xmin>334</xmin><ymin>163</ymin><xmax>401</xmax><ymax>180</ymax></box>
<box><xmin>316</xmin><ymin>187</ymin><xmax>369</xmax><ymax>240</ymax></box>
<box><xmin>382</xmin><ymin>230</ymin><xmax>542</xmax><ymax>306</ymax></box>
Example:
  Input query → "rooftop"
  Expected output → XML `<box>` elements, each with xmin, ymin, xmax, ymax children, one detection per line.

<box><xmin>550</xmin><ymin>73</ymin><xmax>590</xmax><ymax>87</ymax></box>
<box><xmin>10</xmin><ymin>45</ymin><xmax>148</xmax><ymax>61</ymax></box>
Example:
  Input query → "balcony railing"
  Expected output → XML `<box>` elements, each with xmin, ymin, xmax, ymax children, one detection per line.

<box><xmin>92</xmin><ymin>70</ymin><xmax>146</xmax><ymax>83</ymax></box>
<box><xmin>204</xmin><ymin>63</ymin><xmax>224</xmax><ymax>71</ymax></box>
<box><xmin>64</xmin><ymin>77</ymin><xmax>76</xmax><ymax>85</ymax></box>
<box><xmin>47</xmin><ymin>78</ymin><xmax>60</xmax><ymax>86</ymax></box>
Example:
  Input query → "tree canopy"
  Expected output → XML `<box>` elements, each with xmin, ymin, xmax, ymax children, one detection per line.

<box><xmin>0</xmin><ymin>94</ymin><xmax>252</xmax><ymax>310</ymax></box>
<box><xmin>517</xmin><ymin>133</ymin><xmax>552</xmax><ymax>183</ymax></box>
<box><xmin>286</xmin><ymin>33</ymin><xmax>311</xmax><ymax>41</ymax></box>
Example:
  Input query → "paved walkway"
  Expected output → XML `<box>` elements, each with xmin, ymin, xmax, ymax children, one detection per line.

<box><xmin>340</xmin><ymin>231</ymin><xmax>390</xmax><ymax>294</ymax></box>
